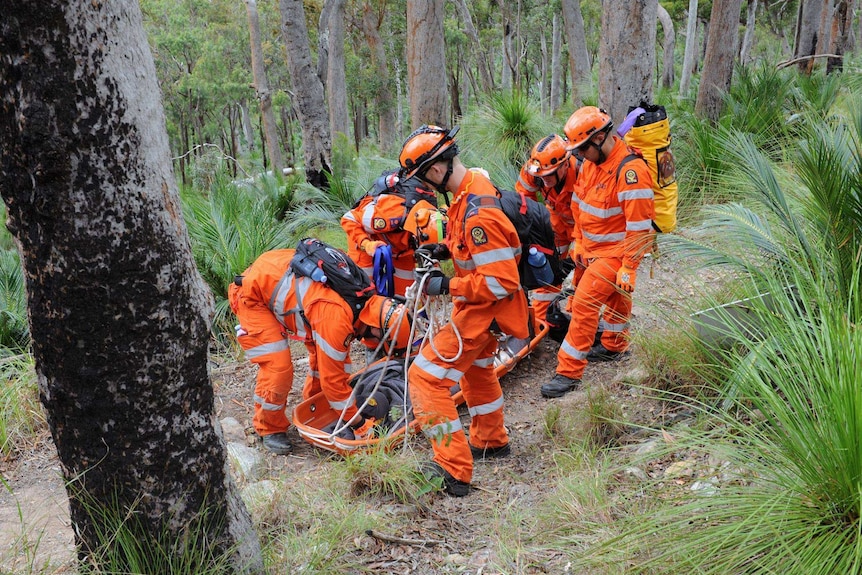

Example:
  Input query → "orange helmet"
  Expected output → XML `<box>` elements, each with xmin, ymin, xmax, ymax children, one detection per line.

<box><xmin>563</xmin><ymin>107</ymin><xmax>613</xmax><ymax>150</ymax></box>
<box><xmin>527</xmin><ymin>134</ymin><xmax>571</xmax><ymax>176</ymax></box>
<box><xmin>399</xmin><ymin>125</ymin><xmax>460</xmax><ymax>180</ymax></box>
<box><xmin>358</xmin><ymin>295</ymin><xmax>412</xmax><ymax>355</ymax></box>
<box><xmin>403</xmin><ymin>201</ymin><xmax>448</xmax><ymax>246</ymax></box>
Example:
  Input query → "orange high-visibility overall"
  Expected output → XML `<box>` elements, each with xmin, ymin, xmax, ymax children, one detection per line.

<box><xmin>556</xmin><ymin>137</ymin><xmax>655</xmax><ymax>380</ymax></box>
<box><xmin>341</xmin><ymin>193</ymin><xmax>419</xmax><ymax>296</ymax></box>
<box><xmin>229</xmin><ymin>250</ymin><xmax>361</xmax><ymax>437</ymax></box>
<box><xmin>408</xmin><ymin>170</ymin><xmax>529</xmax><ymax>484</ymax></box>
<box><xmin>516</xmin><ymin>155</ymin><xmax>583</xmax><ymax>322</ymax></box>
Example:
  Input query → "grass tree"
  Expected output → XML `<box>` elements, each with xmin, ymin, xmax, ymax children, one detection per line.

<box><xmin>579</xmin><ymin>84</ymin><xmax>862</xmax><ymax>574</ymax></box>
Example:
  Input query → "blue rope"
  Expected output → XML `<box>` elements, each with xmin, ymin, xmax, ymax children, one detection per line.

<box><xmin>372</xmin><ymin>244</ymin><xmax>395</xmax><ymax>297</ymax></box>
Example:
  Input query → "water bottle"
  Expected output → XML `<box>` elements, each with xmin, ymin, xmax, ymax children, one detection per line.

<box><xmin>527</xmin><ymin>247</ymin><xmax>554</xmax><ymax>286</ymax></box>
<box><xmin>291</xmin><ymin>255</ymin><xmax>328</xmax><ymax>283</ymax></box>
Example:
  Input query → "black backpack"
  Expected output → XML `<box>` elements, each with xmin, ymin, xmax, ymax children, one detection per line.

<box><xmin>290</xmin><ymin>238</ymin><xmax>376</xmax><ymax>321</ymax></box>
<box><xmin>464</xmin><ymin>190</ymin><xmax>564</xmax><ymax>290</ymax></box>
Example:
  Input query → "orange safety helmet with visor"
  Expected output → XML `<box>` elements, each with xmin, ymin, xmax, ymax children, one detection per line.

<box><xmin>527</xmin><ymin>134</ymin><xmax>572</xmax><ymax>177</ymax></box>
<box><xmin>563</xmin><ymin>107</ymin><xmax>614</xmax><ymax>151</ymax></box>
<box><xmin>403</xmin><ymin>200</ymin><xmax>448</xmax><ymax>248</ymax></box>
<box><xmin>399</xmin><ymin>125</ymin><xmax>460</xmax><ymax>193</ymax></box>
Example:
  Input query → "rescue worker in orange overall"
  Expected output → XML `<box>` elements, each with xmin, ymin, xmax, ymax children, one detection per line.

<box><xmin>341</xmin><ymin>170</ymin><xmax>438</xmax><ymax>297</ymax></box>
<box><xmin>541</xmin><ymin>107</ymin><xmax>655</xmax><ymax>398</ymax></box>
<box><xmin>515</xmin><ymin>134</ymin><xmax>583</xmax><ymax>323</ymax></box>
<box><xmin>228</xmin><ymin>248</ymin><xmax>411</xmax><ymax>454</ymax></box>
<box><xmin>401</xmin><ymin>125</ymin><xmax>529</xmax><ymax>497</ymax></box>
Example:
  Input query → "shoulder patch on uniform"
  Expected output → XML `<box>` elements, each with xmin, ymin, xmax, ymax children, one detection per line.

<box><xmin>624</xmin><ymin>169</ymin><xmax>638</xmax><ymax>185</ymax></box>
<box><xmin>373</xmin><ymin>217</ymin><xmax>387</xmax><ymax>230</ymax></box>
<box><xmin>389</xmin><ymin>217</ymin><xmax>402</xmax><ymax>228</ymax></box>
<box><xmin>343</xmin><ymin>334</ymin><xmax>354</xmax><ymax>347</ymax></box>
<box><xmin>471</xmin><ymin>226</ymin><xmax>488</xmax><ymax>245</ymax></box>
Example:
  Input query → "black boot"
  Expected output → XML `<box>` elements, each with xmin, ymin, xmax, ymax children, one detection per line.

<box><xmin>420</xmin><ymin>461</ymin><xmax>471</xmax><ymax>497</ymax></box>
<box><xmin>586</xmin><ymin>343</ymin><xmax>630</xmax><ymax>363</ymax></box>
<box><xmin>262</xmin><ymin>432</ymin><xmax>292</xmax><ymax>455</ymax></box>
<box><xmin>470</xmin><ymin>443</ymin><xmax>511</xmax><ymax>460</ymax></box>
<box><xmin>541</xmin><ymin>374</ymin><xmax>581</xmax><ymax>398</ymax></box>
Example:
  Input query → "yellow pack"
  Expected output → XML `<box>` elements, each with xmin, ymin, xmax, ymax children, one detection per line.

<box><xmin>624</xmin><ymin>104</ymin><xmax>678</xmax><ymax>233</ymax></box>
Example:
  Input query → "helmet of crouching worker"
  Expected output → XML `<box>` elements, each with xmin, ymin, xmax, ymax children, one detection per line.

<box><xmin>403</xmin><ymin>201</ymin><xmax>448</xmax><ymax>248</ymax></box>
<box><xmin>358</xmin><ymin>295</ymin><xmax>413</xmax><ymax>356</ymax></box>
<box><xmin>527</xmin><ymin>134</ymin><xmax>571</xmax><ymax>177</ymax></box>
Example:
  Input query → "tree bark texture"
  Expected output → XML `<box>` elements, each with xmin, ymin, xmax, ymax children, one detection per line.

<box><xmin>599</xmin><ymin>0</ymin><xmax>657</xmax><ymax>125</ymax></box>
<box><xmin>360</xmin><ymin>0</ymin><xmax>396</xmax><ymax>153</ymax></box>
<box><xmin>827</xmin><ymin>0</ymin><xmax>853</xmax><ymax>72</ymax></box>
<box><xmin>406</xmin><ymin>0</ymin><xmax>449</xmax><ymax>127</ymax></box>
<box><xmin>794</xmin><ymin>0</ymin><xmax>824</xmax><ymax>73</ymax></box>
<box><xmin>245</xmin><ymin>0</ymin><xmax>284</xmax><ymax>175</ymax></box>
<box><xmin>324</xmin><ymin>0</ymin><xmax>350</xmax><ymax>147</ymax></box>
<box><xmin>739</xmin><ymin>0</ymin><xmax>759</xmax><ymax>66</ymax></box>
<box><xmin>695</xmin><ymin>0</ymin><xmax>743</xmax><ymax>122</ymax></box>
<box><xmin>657</xmin><ymin>4</ymin><xmax>676</xmax><ymax>89</ymax></box>
<box><xmin>550</xmin><ymin>14</ymin><xmax>563</xmax><ymax>113</ymax></box>
<box><xmin>679</xmin><ymin>0</ymin><xmax>699</xmax><ymax>96</ymax></box>
<box><xmin>560</xmin><ymin>0</ymin><xmax>591</xmax><ymax>107</ymax></box>
<box><xmin>0</xmin><ymin>2</ymin><xmax>263</xmax><ymax>572</ymax></box>
<box><xmin>279</xmin><ymin>0</ymin><xmax>332</xmax><ymax>187</ymax></box>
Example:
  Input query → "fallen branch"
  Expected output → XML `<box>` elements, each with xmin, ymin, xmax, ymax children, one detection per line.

<box><xmin>776</xmin><ymin>53</ymin><xmax>842</xmax><ymax>70</ymax></box>
<box><xmin>366</xmin><ymin>529</ymin><xmax>446</xmax><ymax>547</ymax></box>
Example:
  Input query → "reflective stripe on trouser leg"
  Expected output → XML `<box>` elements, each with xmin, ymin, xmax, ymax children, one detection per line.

<box><xmin>408</xmin><ymin>324</ymin><xmax>498</xmax><ymax>484</ymax></box>
<box><xmin>461</xmin><ymin>335</ymin><xmax>509</xmax><ymax>450</ymax></box>
<box><xmin>530</xmin><ymin>285</ymin><xmax>561</xmax><ymax>323</ymax></box>
<box><xmin>302</xmin><ymin>341</ymin><xmax>322</xmax><ymax>400</ymax></box>
<box><xmin>393</xmin><ymin>253</ymin><xmax>418</xmax><ymax>297</ymax></box>
<box><xmin>599</xmin><ymin>285</ymin><xmax>632</xmax><ymax>352</ymax></box>
<box><xmin>556</xmin><ymin>257</ymin><xmax>621</xmax><ymax>380</ymax></box>
<box><xmin>239</xmin><ymin>333</ymin><xmax>293</xmax><ymax>436</ymax></box>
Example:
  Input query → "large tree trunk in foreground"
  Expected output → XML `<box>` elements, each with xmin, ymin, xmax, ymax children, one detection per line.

<box><xmin>0</xmin><ymin>2</ymin><xmax>263</xmax><ymax>572</ymax></box>
<box><xmin>695</xmin><ymin>0</ymin><xmax>743</xmax><ymax>122</ymax></box>
<box><xmin>280</xmin><ymin>0</ymin><xmax>332</xmax><ymax>187</ymax></box>
<box><xmin>599</xmin><ymin>0</ymin><xmax>657</xmax><ymax>124</ymax></box>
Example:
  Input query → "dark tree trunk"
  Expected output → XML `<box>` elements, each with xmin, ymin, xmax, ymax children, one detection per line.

<box><xmin>0</xmin><ymin>1</ymin><xmax>263</xmax><ymax>573</ymax></box>
<box><xmin>406</xmin><ymin>0</ymin><xmax>449</xmax><ymax>125</ymax></box>
<box><xmin>695</xmin><ymin>0</ymin><xmax>744</xmax><ymax>122</ymax></box>
<box><xmin>245</xmin><ymin>0</ymin><xmax>283</xmax><ymax>175</ymax></box>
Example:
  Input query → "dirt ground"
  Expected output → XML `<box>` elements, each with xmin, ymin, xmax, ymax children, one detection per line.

<box><xmin>0</xmin><ymin>254</ymin><xmax>699</xmax><ymax>573</ymax></box>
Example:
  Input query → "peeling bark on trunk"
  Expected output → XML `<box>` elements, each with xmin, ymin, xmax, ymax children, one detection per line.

<box><xmin>279</xmin><ymin>0</ymin><xmax>332</xmax><ymax>188</ymax></box>
<box><xmin>679</xmin><ymin>0</ymin><xmax>699</xmax><ymax>96</ymax></box>
<box><xmin>0</xmin><ymin>2</ymin><xmax>263</xmax><ymax>572</ymax></box>
<box><xmin>827</xmin><ymin>0</ymin><xmax>853</xmax><ymax>72</ymax></box>
<box><xmin>406</xmin><ymin>0</ymin><xmax>448</xmax><ymax>126</ymax></box>
<box><xmin>245</xmin><ymin>0</ymin><xmax>283</xmax><ymax>175</ymax></box>
<box><xmin>657</xmin><ymin>4</ymin><xmax>676</xmax><ymax>89</ymax></box>
<box><xmin>794</xmin><ymin>0</ymin><xmax>824</xmax><ymax>74</ymax></box>
<box><xmin>599</xmin><ymin>0</ymin><xmax>657</xmax><ymax>124</ymax></box>
<box><xmin>561</xmin><ymin>0</ymin><xmax>591</xmax><ymax>106</ymax></box>
<box><xmin>695</xmin><ymin>0</ymin><xmax>743</xmax><ymax>122</ymax></box>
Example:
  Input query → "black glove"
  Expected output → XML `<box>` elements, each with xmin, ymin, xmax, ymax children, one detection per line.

<box><xmin>559</xmin><ymin>257</ymin><xmax>575</xmax><ymax>277</ymax></box>
<box><xmin>415</xmin><ymin>242</ymin><xmax>451</xmax><ymax>262</ymax></box>
<box><xmin>424</xmin><ymin>270</ymin><xmax>450</xmax><ymax>295</ymax></box>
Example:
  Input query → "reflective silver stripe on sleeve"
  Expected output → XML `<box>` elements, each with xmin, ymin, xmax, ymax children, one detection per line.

<box><xmin>575</xmin><ymin>196</ymin><xmax>622</xmax><ymax>219</ymax></box>
<box><xmin>309</xmin><ymin>370</ymin><xmax>320</xmax><ymax>379</ymax></box>
<box><xmin>517</xmin><ymin>175</ymin><xmax>539</xmax><ymax>193</ymax></box>
<box><xmin>583</xmin><ymin>230</ymin><xmax>626</xmax><ymax>243</ymax></box>
<box><xmin>485</xmin><ymin>276</ymin><xmax>511</xmax><ymax>299</ymax></box>
<box><xmin>361</xmin><ymin>202</ymin><xmax>377</xmax><ymax>233</ymax></box>
<box><xmin>454</xmin><ymin>258</ymin><xmax>476</xmax><ymax>270</ymax></box>
<box><xmin>269</xmin><ymin>270</ymin><xmax>296</xmax><ymax>326</ymax></box>
<box><xmin>618</xmin><ymin>187</ymin><xmax>654</xmax><ymax>202</ymax></box>
<box><xmin>312</xmin><ymin>331</ymin><xmax>349</xmax><ymax>361</ymax></box>
<box><xmin>329</xmin><ymin>397</ymin><xmax>355</xmax><ymax>410</ymax></box>
<box><xmin>472</xmin><ymin>356</ymin><xmax>495</xmax><ymax>368</ymax></box>
<box><xmin>422</xmin><ymin>418</ymin><xmax>464</xmax><ymax>441</ymax></box>
<box><xmin>626</xmin><ymin>219</ymin><xmax>653</xmax><ymax>232</ymax></box>
<box><xmin>413</xmin><ymin>354</ymin><xmax>465</xmax><ymax>382</ymax></box>
<box><xmin>473</xmin><ymin>246</ymin><xmax>516</xmax><ymax>265</ymax></box>
<box><xmin>254</xmin><ymin>394</ymin><xmax>285</xmax><ymax>411</ymax></box>
<box><xmin>244</xmin><ymin>339</ymin><xmax>291</xmax><ymax>359</ymax></box>
<box><xmin>467</xmin><ymin>395</ymin><xmax>504</xmax><ymax>417</ymax></box>
<box><xmin>342</xmin><ymin>211</ymin><xmax>359</xmax><ymax>224</ymax></box>
<box><xmin>560</xmin><ymin>339</ymin><xmax>589</xmax><ymax>360</ymax></box>
<box><xmin>393</xmin><ymin>267</ymin><xmax>415</xmax><ymax>280</ymax></box>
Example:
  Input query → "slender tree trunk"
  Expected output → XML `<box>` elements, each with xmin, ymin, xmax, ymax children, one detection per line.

<box><xmin>0</xmin><ymin>2</ymin><xmax>263</xmax><ymax>572</ymax></box>
<box><xmin>501</xmin><ymin>17</ymin><xmax>514</xmax><ymax>91</ymax></box>
<box><xmin>540</xmin><ymin>31</ymin><xmax>549</xmax><ymax>114</ymax></box>
<box><xmin>240</xmin><ymin>98</ymin><xmax>255</xmax><ymax>154</ymax></box>
<box><xmin>245</xmin><ymin>0</ymin><xmax>283</xmax><ymax>175</ymax></box>
<box><xmin>279</xmin><ymin>0</ymin><xmax>332</xmax><ymax>187</ymax></box>
<box><xmin>695</xmin><ymin>0</ymin><xmax>743</xmax><ymax>122</ymax></box>
<box><xmin>324</xmin><ymin>0</ymin><xmax>350</xmax><ymax>149</ymax></box>
<box><xmin>816</xmin><ymin>0</ymin><xmax>835</xmax><ymax>57</ymax></box>
<box><xmin>827</xmin><ymin>0</ymin><xmax>853</xmax><ymax>72</ymax></box>
<box><xmin>740</xmin><ymin>0</ymin><xmax>758</xmax><ymax>66</ymax></box>
<box><xmin>561</xmin><ymin>0</ymin><xmax>591</xmax><ymax>106</ymax></box>
<box><xmin>360</xmin><ymin>0</ymin><xmax>396</xmax><ymax>153</ymax></box>
<box><xmin>599</xmin><ymin>0</ymin><xmax>657</xmax><ymax>124</ymax></box>
<box><xmin>657</xmin><ymin>4</ymin><xmax>676</xmax><ymax>90</ymax></box>
<box><xmin>452</xmin><ymin>0</ymin><xmax>494</xmax><ymax>92</ymax></box>
<box><xmin>794</xmin><ymin>0</ymin><xmax>824</xmax><ymax>73</ymax></box>
<box><xmin>406</xmin><ymin>0</ymin><xmax>448</xmax><ymax>125</ymax></box>
<box><xmin>550</xmin><ymin>15</ymin><xmax>563</xmax><ymax>113</ymax></box>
